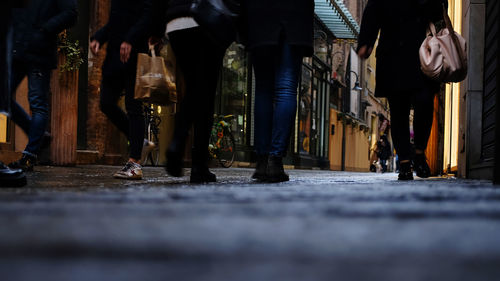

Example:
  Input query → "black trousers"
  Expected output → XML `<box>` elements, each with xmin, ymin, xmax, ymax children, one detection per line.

<box><xmin>388</xmin><ymin>87</ymin><xmax>435</xmax><ymax>161</ymax></box>
<box><xmin>168</xmin><ymin>28</ymin><xmax>225</xmax><ymax>167</ymax></box>
<box><xmin>100</xmin><ymin>74</ymin><xmax>144</xmax><ymax>160</ymax></box>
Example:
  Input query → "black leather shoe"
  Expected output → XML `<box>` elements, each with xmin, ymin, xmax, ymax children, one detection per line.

<box><xmin>398</xmin><ymin>162</ymin><xmax>414</xmax><ymax>181</ymax></box>
<box><xmin>414</xmin><ymin>153</ymin><xmax>431</xmax><ymax>178</ymax></box>
<box><xmin>0</xmin><ymin>162</ymin><xmax>27</xmax><ymax>187</ymax></box>
<box><xmin>8</xmin><ymin>154</ymin><xmax>36</xmax><ymax>172</ymax></box>
<box><xmin>190</xmin><ymin>166</ymin><xmax>216</xmax><ymax>183</ymax></box>
<box><xmin>252</xmin><ymin>154</ymin><xmax>268</xmax><ymax>181</ymax></box>
<box><xmin>267</xmin><ymin>155</ymin><xmax>289</xmax><ymax>183</ymax></box>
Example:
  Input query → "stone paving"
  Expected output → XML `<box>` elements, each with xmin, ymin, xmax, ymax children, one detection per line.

<box><xmin>1</xmin><ymin>166</ymin><xmax>500</xmax><ymax>281</ymax></box>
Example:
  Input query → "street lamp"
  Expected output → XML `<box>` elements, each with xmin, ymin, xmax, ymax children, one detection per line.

<box><xmin>350</xmin><ymin>71</ymin><xmax>363</xmax><ymax>92</ymax></box>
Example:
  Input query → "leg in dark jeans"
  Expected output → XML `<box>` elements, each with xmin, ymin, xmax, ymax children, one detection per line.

<box><xmin>252</xmin><ymin>42</ymin><xmax>302</xmax><ymax>182</ymax></box>
<box><xmin>413</xmin><ymin>87</ymin><xmax>435</xmax><ymax>153</ymax></box>
<box><xmin>252</xmin><ymin>43</ymin><xmax>302</xmax><ymax>157</ymax></box>
<box><xmin>100</xmin><ymin>74</ymin><xmax>144</xmax><ymax>160</ymax></box>
<box><xmin>10</xmin><ymin>61</ymin><xmax>50</xmax><ymax>157</ymax></box>
<box><xmin>167</xmin><ymin>28</ymin><xmax>225</xmax><ymax>181</ymax></box>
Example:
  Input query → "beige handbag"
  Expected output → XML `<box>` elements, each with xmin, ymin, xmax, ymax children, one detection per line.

<box><xmin>135</xmin><ymin>44</ymin><xmax>177</xmax><ymax>105</ymax></box>
<box><xmin>419</xmin><ymin>5</ymin><xmax>467</xmax><ymax>83</ymax></box>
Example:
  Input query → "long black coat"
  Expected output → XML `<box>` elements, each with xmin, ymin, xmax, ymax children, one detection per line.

<box><xmin>357</xmin><ymin>0</ymin><xmax>447</xmax><ymax>97</ymax></box>
<box><xmin>241</xmin><ymin>0</ymin><xmax>314</xmax><ymax>56</ymax></box>
<box><xmin>11</xmin><ymin>0</ymin><xmax>78</xmax><ymax>69</ymax></box>
<box><xmin>92</xmin><ymin>0</ymin><xmax>153</xmax><ymax>77</ymax></box>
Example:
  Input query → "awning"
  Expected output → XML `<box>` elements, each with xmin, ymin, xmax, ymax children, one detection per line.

<box><xmin>314</xmin><ymin>0</ymin><xmax>360</xmax><ymax>40</ymax></box>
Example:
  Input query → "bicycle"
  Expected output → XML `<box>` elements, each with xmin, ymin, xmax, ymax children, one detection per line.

<box><xmin>143</xmin><ymin>104</ymin><xmax>162</xmax><ymax>166</ymax></box>
<box><xmin>209</xmin><ymin>114</ymin><xmax>236</xmax><ymax>168</ymax></box>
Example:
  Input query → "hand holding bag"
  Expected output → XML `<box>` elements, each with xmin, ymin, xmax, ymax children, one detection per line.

<box><xmin>419</xmin><ymin>4</ymin><xmax>467</xmax><ymax>83</ymax></box>
<box><xmin>135</xmin><ymin>44</ymin><xmax>177</xmax><ymax>105</ymax></box>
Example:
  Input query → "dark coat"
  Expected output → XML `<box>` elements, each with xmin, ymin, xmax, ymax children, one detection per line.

<box><xmin>241</xmin><ymin>0</ymin><xmax>314</xmax><ymax>56</ymax></box>
<box><xmin>12</xmin><ymin>0</ymin><xmax>78</xmax><ymax>69</ymax></box>
<box><xmin>357</xmin><ymin>0</ymin><xmax>447</xmax><ymax>97</ymax></box>
<box><xmin>92</xmin><ymin>0</ymin><xmax>153</xmax><ymax>77</ymax></box>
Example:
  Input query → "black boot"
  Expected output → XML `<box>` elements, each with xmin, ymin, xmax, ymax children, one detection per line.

<box><xmin>0</xmin><ymin>162</ymin><xmax>27</xmax><ymax>187</ymax></box>
<box><xmin>414</xmin><ymin>153</ymin><xmax>431</xmax><ymax>178</ymax></box>
<box><xmin>190</xmin><ymin>166</ymin><xmax>216</xmax><ymax>183</ymax></box>
<box><xmin>398</xmin><ymin>161</ymin><xmax>413</xmax><ymax>181</ymax></box>
<box><xmin>8</xmin><ymin>154</ymin><xmax>36</xmax><ymax>172</ymax></box>
<box><xmin>267</xmin><ymin>155</ymin><xmax>289</xmax><ymax>183</ymax></box>
<box><xmin>252</xmin><ymin>154</ymin><xmax>268</xmax><ymax>181</ymax></box>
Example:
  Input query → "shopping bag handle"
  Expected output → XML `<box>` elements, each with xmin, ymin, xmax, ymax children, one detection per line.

<box><xmin>149</xmin><ymin>44</ymin><xmax>156</xmax><ymax>58</ymax></box>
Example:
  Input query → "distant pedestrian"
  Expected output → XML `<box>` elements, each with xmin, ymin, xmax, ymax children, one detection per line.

<box><xmin>377</xmin><ymin>135</ymin><xmax>392</xmax><ymax>173</ymax></box>
<box><xmin>7</xmin><ymin>0</ymin><xmax>77</xmax><ymax>172</ymax></box>
<box><xmin>90</xmin><ymin>0</ymin><xmax>154</xmax><ymax>180</ymax></box>
<box><xmin>157</xmin><ymin>0</ymin><xmax>230</xmax><ymax>183</ymax></box>
<box><xmin>241</xmin><ymin>0</ymin><xmax>314</xmax><ymax>182</ymax></box>
<box><xmin>357</xmin><ymin>0</ymin><xmax>447</xmax><ymax>180</ymax></box>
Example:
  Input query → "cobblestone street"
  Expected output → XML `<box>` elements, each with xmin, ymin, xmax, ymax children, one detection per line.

<box><xmin>1</xmin><ymin>166</ymin><xmax>500</xmax><ymax>281</ymax></box>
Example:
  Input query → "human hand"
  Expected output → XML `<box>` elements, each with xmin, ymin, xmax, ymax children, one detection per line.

<box><xmin>357</xmin><ymin>45</ymin><xmax>373</xmax><ymax>59</ymax></box>
<box><xmin>148</xmin><ymin>36</ymin><xmax>164</xmax><ymax>53</ymax></box>
<box><xmin>120</xmin><ymin>42</ymin><xmax>132</xmax><ymax>63</ymax></box>
<box><xmin>90</xmin><ymin>40</ymin><xmax>100</xmax><ymax>55</ymax></box>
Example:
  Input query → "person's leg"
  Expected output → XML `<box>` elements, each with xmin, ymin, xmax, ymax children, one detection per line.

<box><xmin>413</xmin><ymin>87</ymin><xmax>435</xmax><ymax>154</ymax></box>
<box><xmin>22</xmin><ymin>66</ymin><xmax>51</xmax><ymax>157</ymax></box>
<box><xmin>112</xmin><ymin>74</ymin><xmax>145</xmax><ymax>180</ymax></box>
<box><xmin>123</xmin><ymin>75</ymin><xmax>145</xmax><ymax>162</ymax></box>
<box><xmin>270</xmin><ymin>43</ymin><xmax>303</xmax><ymax>156</ymax></box>
<box><xmin>266</xmin><ymin>43</ymin><xmax>302</xmax><ymax>182</ymax></box>
<box><xmin>99</xmin><ymin>75</ymin><xmax>129</xmax><ymax>136</ymax></box>
<box><xmin>412</xmin><ymin>87</ymin><xmax>435</xmax><ymax>178</ymax></box>
<box><xmin>250</xmin><ymin>47</ymin><xmax>276</xmax><ymax>180</ymax></box>
<box><xmin>191</xmin><ymin>40</ymin><xmax>225</xmax><ymax>174</ymax></box>
<box><xmin>251</xmin><ymin>47</ymin><xmax>276</xmax><ymax>156</ymax></box>
<box><xmin>9</xmin><ymin>61</ymin><xmax>31</xmax><ymax>134</ymax></box>
<box><xmin>165</xmin><ymin>28</ymin><xmax>205</xmax><ymax>177</ymax></box>
<box><xmin>388</xmin><ymin>93</ymin><xmax>413</xmax><ymax>180</ymax></box>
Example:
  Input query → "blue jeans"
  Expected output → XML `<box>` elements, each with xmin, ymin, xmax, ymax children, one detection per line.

<box><xmin>252</xmin><ymin>43</ymin><xmax>303</xmax><ymax>157</ymax></box>
<box><xmin>10</xmin><ymin>60</ymin><xmax>51</xmax><ymax>157</ymax></box>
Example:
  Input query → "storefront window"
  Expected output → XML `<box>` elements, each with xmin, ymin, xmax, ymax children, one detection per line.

<box><xmin>298</xmin><ymin>64</ymin><xmax>313</xmax><ymax>155</ymax></box>
<box><xmin>216</xmin><ymin>43</ymin><xmax>250</xmax><ymax>146</ymax></box>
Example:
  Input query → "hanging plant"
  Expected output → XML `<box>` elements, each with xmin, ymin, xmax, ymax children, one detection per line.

<box><xmin>58</xmin><ymin>32</ymin><xmax>84</xmax><ymax>73</ymax></box>
<box><xmin>337</xmin><ymin>112</ymin><xmax>345</xmax><ymax>122</ymax></box>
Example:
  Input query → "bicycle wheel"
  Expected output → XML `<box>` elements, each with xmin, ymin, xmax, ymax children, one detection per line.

<box><xmin>218</xmin><ymin>131</ymin><xmax>235</xmax><ymax>168</ymax></box>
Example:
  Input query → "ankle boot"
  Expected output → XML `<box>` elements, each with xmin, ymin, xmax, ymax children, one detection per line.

<box><xmin>8</xmin><ymin>154</ymin><xmax>36</xmax><ymax>172</ymax></box>
<box><xmin>398</xmin><ymin>161</ymin><xmax>413</xmax><ymax>181</ymax></box>
<box><xmin>252</xmin><ymin>154</ymin><xmax>268</xmax><ymax>181</ymax></box>
<box><xmin>267</xmin><ymin>155</ymin><xmax>289</xmax><ymax>183</ymax></box>
<box><xmin>190</xmin><ymin>166</ymin><xmax>216</xmax><ymax>183</ymax></box>
<box><xmin>414</xmin><ymin>153</ymin><xmax>431</xmax><ymax>178</ymax></box>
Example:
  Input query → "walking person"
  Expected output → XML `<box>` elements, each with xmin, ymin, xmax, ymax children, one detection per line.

<box><xmin>0</xmin><ymin>0</ymin><xmax>30</xmax><ymax>187</ymax></box>
<box><xmin>377</xmin><ymin>135</ymin><xmax>392</xmax><ymax>173</ymax></box>
<box><xmin>90</xmin><ymin>0</ymin><xmax>154</xmax><ymax>180</ymax></box>
<box><xmin>357</xmin><ymin>0</ymin><xmax>447</xmax><ymax>180</ymax></box>
<box><xmin>241</xmin><ymin>0</ymin><xmax>314</xmax><ymax>182</ymax></box>
<box><xmin>156</xmin><ymin>0</ymin><xmax>229</xmax><ymax>183</ymax></box>
<box><xmin>7</xmin><ymin>0</ymin><xmax>77</xmax><ymax>172</ymax></box>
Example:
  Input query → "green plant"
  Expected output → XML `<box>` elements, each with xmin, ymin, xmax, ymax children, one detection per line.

<box><xmin>58</xmin><ymin>32</ymin><xmax>84</xmax><ymax>73</ymax></box>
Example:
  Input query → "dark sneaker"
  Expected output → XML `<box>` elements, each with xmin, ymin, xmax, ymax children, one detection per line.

<box><xmin>252</xmin><ymin>154</ymin><xmax>268</xmax><ymax>181</ymax></box>
<box><xmin>0</xmin><ymin>162</ymin><xmax>27</xmax><ymax>187</ymax></box>
<box><xmin>267</xmin><ymin>155</ymin><xmax>289</xmax><ymax>183</ymax></box>
<box><xmin>414</xmin><ymin>153</ymin><xmax>431</xmax><ymax>178</ymax></box>
<box><xmin>8</xmin><ymin>154</ymin><xmax>36</xmax><ymax>172</ymax></box>
<box><xmin>190</xmin><ymin>166</ymin><xmax>216</xmax><ymax>183</ymax></box>
<box><xmin>398</xmin><ymin>162</ymin><xmax>414</xmax><ymax>181</ymax></box>
<box><xmin>113</xmin><ymin>161</ymin><xmax>143</xmax><ymax>180</ymax></box>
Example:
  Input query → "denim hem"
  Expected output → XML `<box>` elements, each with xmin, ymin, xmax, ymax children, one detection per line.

<box><xmin>22</xmin><ymin>151</ymin><xmax>37</xmax><ymax>158</ymax></box>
